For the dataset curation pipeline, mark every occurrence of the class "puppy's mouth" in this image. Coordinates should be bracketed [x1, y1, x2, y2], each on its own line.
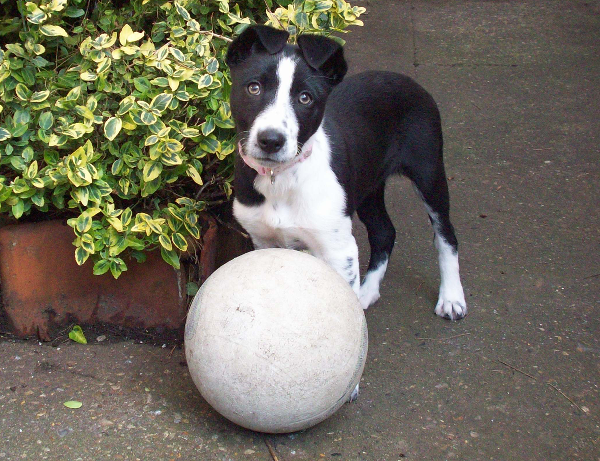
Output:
[238, 141, 313, 178]
[245, 155, 287, 167]
[239, 141, 298, 165]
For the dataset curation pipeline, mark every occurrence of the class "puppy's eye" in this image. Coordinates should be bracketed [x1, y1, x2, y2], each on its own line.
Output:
[247, 82, 261, 95]
[298, 92, 312, 105]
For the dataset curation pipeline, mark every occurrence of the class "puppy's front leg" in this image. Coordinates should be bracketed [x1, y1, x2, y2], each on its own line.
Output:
[318, 232, 361, 299]
[316, 227, 362, 403]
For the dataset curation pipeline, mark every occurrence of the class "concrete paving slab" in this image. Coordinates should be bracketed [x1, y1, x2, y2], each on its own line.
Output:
[1, 0, 599, 460]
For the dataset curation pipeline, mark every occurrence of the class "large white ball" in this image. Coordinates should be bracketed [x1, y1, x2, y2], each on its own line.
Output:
[185, 248, 368, 433]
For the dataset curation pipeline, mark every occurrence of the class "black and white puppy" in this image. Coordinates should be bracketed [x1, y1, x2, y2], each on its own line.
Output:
[226, 25, 467, 320]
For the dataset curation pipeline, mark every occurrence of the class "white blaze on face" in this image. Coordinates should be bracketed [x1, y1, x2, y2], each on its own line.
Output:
[248, 57, 299, 161]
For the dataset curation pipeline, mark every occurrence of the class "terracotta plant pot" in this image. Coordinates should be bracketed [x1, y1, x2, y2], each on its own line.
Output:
[0, 215, 219, 341]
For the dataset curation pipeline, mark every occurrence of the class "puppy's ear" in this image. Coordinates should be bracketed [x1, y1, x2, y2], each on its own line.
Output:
[226, 25, 289, 67]
[297, 34, 347, 84]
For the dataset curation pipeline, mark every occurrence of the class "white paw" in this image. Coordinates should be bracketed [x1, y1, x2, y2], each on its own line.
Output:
[435, 294, 467, 320]
[348, 383, 360, 402]
[359, 285, 380, 309]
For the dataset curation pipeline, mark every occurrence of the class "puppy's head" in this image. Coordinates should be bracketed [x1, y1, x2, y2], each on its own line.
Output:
[226, 25, 347, 167]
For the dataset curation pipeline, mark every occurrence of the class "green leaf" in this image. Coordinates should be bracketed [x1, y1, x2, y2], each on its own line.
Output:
[32, 178, 46, 188]
[140, 111, 157, 125]
[117, 97, 135, 116]
[121, 208, 132, 226]
[30, 90, 50, 103]
[6, 44, 25, 57]
[65, 86, 82, 101]
[80, 71, 97, 82]
[197, 136, 220, 153]
[172, 232, 188, 251]
[15, 84, 31, 101]
[11, 156, 26, 171]
[159, 234, 172, 251]
[143, 160, 163, 182]
[137, 100, 151, 111]
[181, 128, 200, 138]
[93, 259, 110, 275]
[175, 1, 191, 20]
[104, 117, 122, 141]
[111, 158, 123, 175]
[107, 216, 123, 232]
[197, 74, 213, 89]
[0, 127, 11, 141]
[201, 117, 215, 136]
[65, 7, 85, 18]
[109, 259, 125, 279]
[161, 247, 181, 269]
[156, 44, 169, 61]
[170, 48, 185, 62]
[76, 214, 92, 233]
[12, 200, 25, 219]
[63, 400, 83, 409]
[75, 246, 90, 265]
[11, 124, 29, 138]
[186, 281, 199, 296]
[95, 180, 112, 197]
[97, 57, 111, 74]
[68, 325, 87, 344]
[64, 123, 89, 139]
[171, 27, 186, 38]
[133, 77, 151, 93]
[174, 90, 190, 101]
[214, 117, 235, 129]
[32, 56, 50, 67]
[14, 110, 31, 125]
[184, 219, 201, 239]
[72, 187, 90, 206]
[38, 112, 54, 130]
[40, 25, 69, 37]
[218, 0, 229, 14]
[31, 192, 45, 207]
[150, 93, 173, 112]
[206, 58, 219, 74]
[186, 165, 203, 185]
[80, 233, 95, 253]
[164, 139, 183, 153]
[145, 135, 159, 146]
[12, 178, 30, 194]
[151, 77, 169, 87]
[313, 0, 334, 12]
[26, 161, 38, 179]
[161, 151, 183, 166]
[294, 12, 309, 28]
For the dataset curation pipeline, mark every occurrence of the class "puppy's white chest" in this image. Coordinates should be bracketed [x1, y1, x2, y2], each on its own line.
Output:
[233, 126, 349, 253]
[237, 192, 316, 250]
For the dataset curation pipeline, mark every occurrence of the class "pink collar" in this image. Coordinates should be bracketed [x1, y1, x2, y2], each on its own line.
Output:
[238, 141, 313, 183]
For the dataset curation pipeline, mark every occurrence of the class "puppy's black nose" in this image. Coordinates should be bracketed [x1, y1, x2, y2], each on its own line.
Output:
[257, 129, 285, 154]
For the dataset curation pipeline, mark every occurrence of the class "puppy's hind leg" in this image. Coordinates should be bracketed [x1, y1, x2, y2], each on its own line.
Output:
[357, 184, 396, 309]
[411, 167, 467, 320]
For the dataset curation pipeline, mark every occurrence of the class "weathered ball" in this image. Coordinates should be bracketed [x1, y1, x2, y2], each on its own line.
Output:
[185, 248, 368, 433]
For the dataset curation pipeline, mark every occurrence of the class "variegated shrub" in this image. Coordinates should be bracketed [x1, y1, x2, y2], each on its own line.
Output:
[0, 0, 365, 277]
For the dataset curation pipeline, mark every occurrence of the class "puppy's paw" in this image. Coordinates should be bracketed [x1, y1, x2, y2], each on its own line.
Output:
[359, 275, 383, 309]
[434, 296, 467, 320]
[359, 287, 380, 310]
[348, 383, 360, 402]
